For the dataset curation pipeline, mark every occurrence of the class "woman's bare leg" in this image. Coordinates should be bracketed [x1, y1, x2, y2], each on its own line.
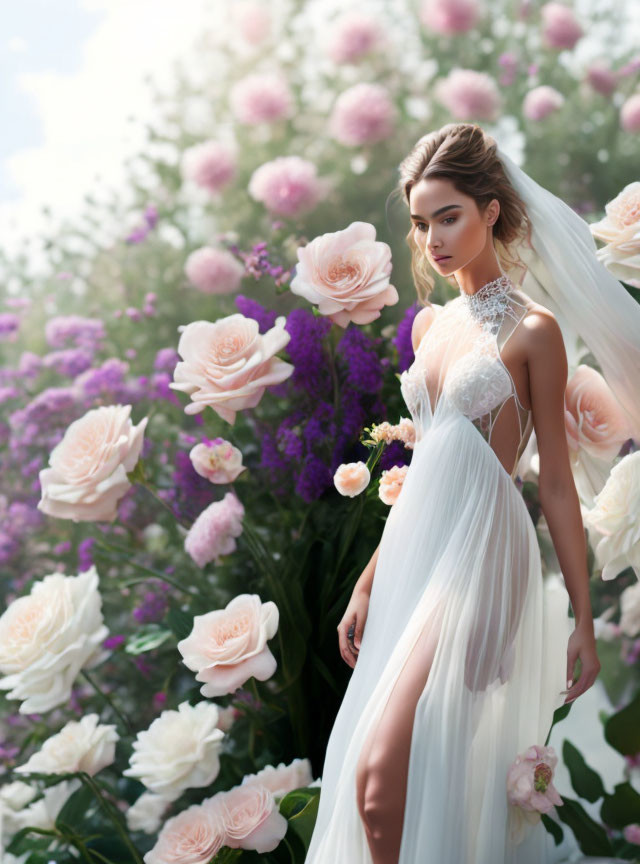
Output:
[355, 617, 441, 864]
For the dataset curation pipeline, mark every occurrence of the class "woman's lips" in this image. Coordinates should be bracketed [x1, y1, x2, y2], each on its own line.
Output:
[433, 255, 451, 263]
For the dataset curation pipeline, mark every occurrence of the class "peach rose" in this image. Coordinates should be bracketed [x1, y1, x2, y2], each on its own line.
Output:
[589, 181, 640, 285]
[289, 221, 398, 328]
[37, 404, 148, 522]
[395, 417, 416, 450]
[241, 757, 314, 800]
[565, 365, 633, 460]
[333, 461, 370, 497]
[583, 450, 640, 581]
[169, 313, 293, 424]
[144, 800, 227, 864]
[189, 439, 247, 483]
[177, 594, 279, 698]
[215, 783, 288, 853]
[378, 464, 409, 505]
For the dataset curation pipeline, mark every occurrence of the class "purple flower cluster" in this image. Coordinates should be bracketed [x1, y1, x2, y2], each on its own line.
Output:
[154, 346, 180, 374]
[230, 240, 292, 287]
[234, 294, 279, 333]
[125, 204, 159, 244]
[162, 448, 215, 522]
[0, 498, 44, 567]
[42, 348, 94, 378]
[133, 583, 171, 624]
[44, 315, 106, 351]
[0, 313, 20, 340]
[393, 303, 419, 373]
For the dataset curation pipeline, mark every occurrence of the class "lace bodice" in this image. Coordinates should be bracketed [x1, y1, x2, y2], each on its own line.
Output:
[400, 276, 534, 481]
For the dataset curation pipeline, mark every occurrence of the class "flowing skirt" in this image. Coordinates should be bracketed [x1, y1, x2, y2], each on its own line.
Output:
[304, 411, 574, 864]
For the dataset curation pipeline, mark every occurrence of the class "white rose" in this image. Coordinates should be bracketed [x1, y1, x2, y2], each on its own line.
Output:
[0, 781, 37, 836]
[4, 780, 80, 839]
[37, 403, 148, 522]
[0, 566, 109, 714]
[126, 791, 172, 834]
[240, 757, 314, 800]
[15, 714, 118, 777]
[583, 450, 640, 581]
[123, 701, 224, 802]
[619, 581, 640, 637]
[589, 181, 640, 284]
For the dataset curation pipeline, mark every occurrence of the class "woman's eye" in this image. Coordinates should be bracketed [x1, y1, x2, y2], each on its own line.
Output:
[415, 217, 455, 232]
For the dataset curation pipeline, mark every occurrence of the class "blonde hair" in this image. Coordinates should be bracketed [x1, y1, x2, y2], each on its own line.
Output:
[397, 122, 532, 306]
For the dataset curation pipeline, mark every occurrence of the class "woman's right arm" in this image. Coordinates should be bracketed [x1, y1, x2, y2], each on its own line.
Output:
[337, 543, 380, 667]
[352, 542, 380, 597]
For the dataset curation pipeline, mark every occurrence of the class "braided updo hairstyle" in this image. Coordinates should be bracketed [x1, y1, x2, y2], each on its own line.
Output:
[397, 123, 532, 306]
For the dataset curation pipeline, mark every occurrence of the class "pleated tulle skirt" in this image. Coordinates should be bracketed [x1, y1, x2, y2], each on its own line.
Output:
[305, 411, 574, 864]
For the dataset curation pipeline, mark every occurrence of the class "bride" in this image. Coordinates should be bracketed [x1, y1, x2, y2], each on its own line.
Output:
[304, 123, 640, 864]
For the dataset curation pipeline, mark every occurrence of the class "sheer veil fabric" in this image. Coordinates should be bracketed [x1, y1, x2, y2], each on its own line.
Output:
[304, 144, 640, 863]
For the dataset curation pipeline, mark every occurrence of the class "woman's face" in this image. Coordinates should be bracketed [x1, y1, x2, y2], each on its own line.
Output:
[408, 177, 498, 276]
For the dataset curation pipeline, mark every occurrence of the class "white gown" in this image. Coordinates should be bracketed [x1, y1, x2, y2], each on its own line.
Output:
[304, 277, 575, 864]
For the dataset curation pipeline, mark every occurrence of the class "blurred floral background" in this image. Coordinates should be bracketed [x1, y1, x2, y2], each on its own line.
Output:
[1, 0, 640, 862]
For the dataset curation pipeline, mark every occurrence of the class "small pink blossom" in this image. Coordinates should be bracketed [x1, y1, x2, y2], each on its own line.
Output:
[540, 2, 583, 50]
[248, 156, 327, 218]
[620, 94, 640, 133]
[233, 1, 271, 45]
[181, 140, 237, 195]
[328, 12, 384, 64]
[586, 61, 617, 96]
[184, 491, 245, 568]
[523, 85, 565, 120]
[624, 823, 640, 845]
[433, 68, 501, 121]
[230, 72, 293, 125]
[419, 0, 480, 35]
[177, 593, 279, 698]
[184, 247, 245, 295]
[189, 440, 247, 484]
[329, 83, 397, 147]
[507, 745, 563, 815]
[378, 464, 409, 506]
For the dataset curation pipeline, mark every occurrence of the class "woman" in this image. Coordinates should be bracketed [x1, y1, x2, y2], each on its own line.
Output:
[303, 123, 640, 864]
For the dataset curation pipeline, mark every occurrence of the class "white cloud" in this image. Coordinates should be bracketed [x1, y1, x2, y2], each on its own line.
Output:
[0, 0, 216, 268]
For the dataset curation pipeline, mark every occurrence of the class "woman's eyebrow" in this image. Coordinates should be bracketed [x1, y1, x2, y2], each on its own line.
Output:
[410, 204, 463, 220]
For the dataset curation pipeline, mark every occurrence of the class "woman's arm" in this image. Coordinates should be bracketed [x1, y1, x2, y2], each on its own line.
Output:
[525, 309, 601, 702]
[353, 543, 380, 597]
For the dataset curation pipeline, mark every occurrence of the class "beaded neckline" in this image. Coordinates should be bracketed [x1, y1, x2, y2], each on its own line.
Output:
[458, 275, 514, 320]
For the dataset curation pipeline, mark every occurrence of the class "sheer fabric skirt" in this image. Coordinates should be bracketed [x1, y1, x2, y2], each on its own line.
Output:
[304, 412, 573, 864]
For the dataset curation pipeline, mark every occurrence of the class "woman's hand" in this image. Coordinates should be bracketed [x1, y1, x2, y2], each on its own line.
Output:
[563, 622, 601, 704]
[337, 589, 370, 669]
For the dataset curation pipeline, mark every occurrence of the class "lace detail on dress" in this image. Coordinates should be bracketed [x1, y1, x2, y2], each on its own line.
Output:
[401, 275, 534, 480]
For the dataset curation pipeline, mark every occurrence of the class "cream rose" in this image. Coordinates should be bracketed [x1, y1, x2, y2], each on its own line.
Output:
[37, 404, 148, 522]
[240, 757, 314, 800]
[333, 461, 370, 497]
[123, 701, 225, 802]
[177, 594, 279, 698]
[565, 365, 633, 460]
[589, 182, 640, 285]
[126, 791, 172, 834]
[189, 439, 247, 483]
[169, 314, 293, 424]
[583, 450, 640, 581]
[378, 464, 409, 505]
[144, 799, 227, 864]
[215, 783, 288, 853]
[289, 221, 398, 328]
[0, 566, 109, 714]
[15, 714, 118, 776]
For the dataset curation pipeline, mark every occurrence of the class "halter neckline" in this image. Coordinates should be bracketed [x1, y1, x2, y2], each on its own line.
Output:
[458, 275, 514, 305]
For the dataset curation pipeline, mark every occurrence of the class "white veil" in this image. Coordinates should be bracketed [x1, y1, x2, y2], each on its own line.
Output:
[494, 142, 640, 441]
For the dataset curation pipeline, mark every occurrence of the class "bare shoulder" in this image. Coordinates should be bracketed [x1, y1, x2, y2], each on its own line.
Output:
[411, 302, 443, 352]
[518, 301, 565, 360]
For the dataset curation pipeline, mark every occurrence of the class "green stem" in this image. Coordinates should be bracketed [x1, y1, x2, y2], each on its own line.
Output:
[78, 773, 144, 864]
[80, 669, 133, 735]
[93, 541, 201, 598]
[136, 480, 192, 530]
[282, 835, 297, 864]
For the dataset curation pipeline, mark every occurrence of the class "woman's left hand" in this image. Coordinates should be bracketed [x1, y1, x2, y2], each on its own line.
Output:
[564, 622, 601, 704]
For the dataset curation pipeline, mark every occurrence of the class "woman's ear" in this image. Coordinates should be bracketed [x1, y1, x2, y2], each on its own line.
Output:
[486, 198, 500, 227]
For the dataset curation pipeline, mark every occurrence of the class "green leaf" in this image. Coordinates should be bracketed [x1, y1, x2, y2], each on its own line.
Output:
[541, 813, 564, 845]
[600, 782, 640, 829]
[554, 795, 614, 856]
[55, 783, 95, 832]
[166, 603, 195, 641]
[545, 701, 573, 746]
[125, 625, 173, 655]
[604, 688, 640, 756]
[280, 787, 320, 850]
[562, 739, 606, 802]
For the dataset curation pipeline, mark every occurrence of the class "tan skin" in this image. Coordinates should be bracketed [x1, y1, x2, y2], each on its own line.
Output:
[338, 177, 600, 706]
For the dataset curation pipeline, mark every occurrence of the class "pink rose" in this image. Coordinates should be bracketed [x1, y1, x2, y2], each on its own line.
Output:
[248, 156, 327, 218]
[328, 12, 384, 64]
[214, 783, 288, 853]
[189, 440, 247, 483]
[378, 464, 409, 505]
[433, 68, 501, 121]
[507, 744, 563, 815]
[290, 221, 398, 328]
[240, 757, 314, 800]
[184, 491, 245, 568]
[333, 462, 371, 497]
[540, 2, 583, 50]
[586, 61, 616, 96]
[565, 365, 633, 460]
[177, 594, 279, 698]
[184, 247, 245, 295]
[419, 0, 480, 35]
[523, 85, 565, 121]
[169, 313, 293, 423]
[144, 800, 227, 864]
[37, 404, 148, 522]
[180, 141, 237, 195]
[229, 72, 293, 125]
[329, 83, 397, 148]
